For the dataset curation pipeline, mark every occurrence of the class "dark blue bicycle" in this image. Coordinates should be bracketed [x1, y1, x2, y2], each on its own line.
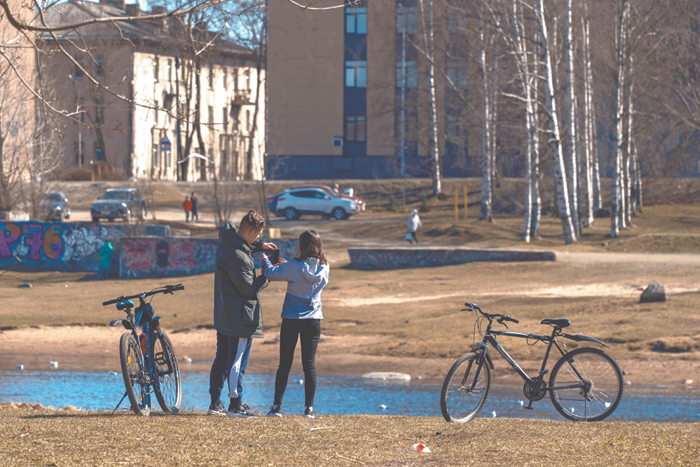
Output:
[441, 303, 623, 422]
[103, 284, 184, 416]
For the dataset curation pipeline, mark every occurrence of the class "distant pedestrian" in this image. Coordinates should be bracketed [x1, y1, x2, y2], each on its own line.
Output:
[343, 187, 354, 197]
[99, 238, 113, 279]
[191, 192, 199, 223]
[183, 196, 192, 223]
[407, 209, 422, 244]
[262, 230, 329, 419]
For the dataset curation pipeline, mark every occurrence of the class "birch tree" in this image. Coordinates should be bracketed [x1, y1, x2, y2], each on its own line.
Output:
[610, 0, 630, 238]
[565, 0, 580, 237]
[418, 0, 442, 196]
[536, 0, 576, 244]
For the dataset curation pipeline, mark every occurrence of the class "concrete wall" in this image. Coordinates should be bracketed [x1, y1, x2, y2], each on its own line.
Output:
[348, 247, 556, 270]
[119, 237, 299, 279]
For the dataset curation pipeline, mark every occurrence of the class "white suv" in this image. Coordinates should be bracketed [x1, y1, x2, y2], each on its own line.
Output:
[275, 187, 361, 220]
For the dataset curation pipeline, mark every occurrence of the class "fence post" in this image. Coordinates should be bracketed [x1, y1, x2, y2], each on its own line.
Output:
[454, 188, 459, 225]
[464, 185, 468, 220]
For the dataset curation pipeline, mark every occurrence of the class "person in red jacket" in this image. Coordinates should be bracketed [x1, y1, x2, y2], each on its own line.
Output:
[183, 196, 192, 222]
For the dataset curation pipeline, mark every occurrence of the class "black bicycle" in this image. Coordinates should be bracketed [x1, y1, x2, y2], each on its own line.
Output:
[440, 303, 623, 422]
[104, 284, 184, 416]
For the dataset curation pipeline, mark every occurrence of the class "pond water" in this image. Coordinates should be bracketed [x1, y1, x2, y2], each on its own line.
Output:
[1, 371, 699, 422]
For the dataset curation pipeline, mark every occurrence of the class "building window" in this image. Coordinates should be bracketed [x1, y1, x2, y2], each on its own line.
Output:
[244, 69, 250, 91]
[95, 56, 104, 76]
[447, 8, 468, 34]
[95, 96, 104, 123]
[167, 59, 172, 82]
[446, 60, 468, 89]
[396, 61, 418, 88]
[346, 7, 367, 34]
[208, 63, 214, 89]
[345, 61, 367, 88]
[153, 56, 159, 82]
[345, 115, 366, 142]
[223, 107, 229, 129]
[245, 109, 251, 132]
[152, 142, 159, 168]
[223, 68, 228, 89]
[234, 67, 239, 92]
[397, 6, 417, 34]
[74, 60, 83, 80]
[208, 106, 214, 129]
[95, 142, 105, 161]
[153, 100, 159, 124]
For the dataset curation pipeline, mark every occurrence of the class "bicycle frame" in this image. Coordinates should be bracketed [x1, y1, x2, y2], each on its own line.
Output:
[472, 327, 588, 394]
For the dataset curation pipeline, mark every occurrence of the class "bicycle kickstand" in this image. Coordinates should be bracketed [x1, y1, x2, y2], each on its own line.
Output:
[524, 400, 534, 411]
[111, 392, 129, 416]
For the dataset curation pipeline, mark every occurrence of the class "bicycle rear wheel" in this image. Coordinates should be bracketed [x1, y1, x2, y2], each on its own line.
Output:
[153, 330, 182, 413]
[119, 333, 151, 416]
[440, 352, 491, 423]
[549, 347, 623, 421]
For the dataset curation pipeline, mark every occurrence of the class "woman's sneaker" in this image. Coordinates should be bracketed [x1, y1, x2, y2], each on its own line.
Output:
[207, 400, 226, 415]
[267, 405, 283, 417]
[303, 406, 316, 419]
[227, 403, 257, 418]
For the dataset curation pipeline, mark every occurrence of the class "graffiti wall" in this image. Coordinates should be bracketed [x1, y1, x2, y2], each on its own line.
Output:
[0, 222, 117, 272]
[119, 238, 299, 278]
[348, 247, 556, 270]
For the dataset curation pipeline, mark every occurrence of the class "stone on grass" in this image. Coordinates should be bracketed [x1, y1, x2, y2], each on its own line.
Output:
[18, 283, 32, 288]
[640, 282, 667, 303]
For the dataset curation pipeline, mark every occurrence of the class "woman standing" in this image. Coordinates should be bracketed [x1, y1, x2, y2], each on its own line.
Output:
[261, 230, 329, 418]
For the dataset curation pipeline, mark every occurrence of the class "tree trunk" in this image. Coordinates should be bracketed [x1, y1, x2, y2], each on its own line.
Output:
[477, 4, 492, 222]
[419, 0, 442, 196]
[611, 0, 629, 238]
[581, 12, 594, 227]
[566, 0, 581, 238]
[536, 0, 577, 244]
[625, 54, 635, 224]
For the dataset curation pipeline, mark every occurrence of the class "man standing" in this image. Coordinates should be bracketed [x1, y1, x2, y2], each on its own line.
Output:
[183, 196, 192, 223]
[208, 210, 277, 417]
[190, 192, 199, 223]
[407, 209, 422, 244]
[98, 238, 113, 279]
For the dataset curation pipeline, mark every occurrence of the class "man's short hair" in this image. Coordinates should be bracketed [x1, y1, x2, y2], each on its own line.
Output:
[239, 210, 265, 232]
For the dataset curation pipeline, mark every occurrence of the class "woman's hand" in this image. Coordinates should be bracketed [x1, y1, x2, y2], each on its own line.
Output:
[261, 242, 278, 250]
[275, 258, 288, 266]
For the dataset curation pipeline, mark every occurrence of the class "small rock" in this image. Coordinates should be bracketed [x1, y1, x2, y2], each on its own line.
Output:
[173, 314, 178, 318]
[624, 381, 632, 386]
[181, 356, 193, 364]
[50, 361, 58, 368]
[18, 283, 32, 288]
[405, 319, 411, 324]
[601, 242, 608, 247]
[684, 379, 694, 385]
[640, 282, 667, 303]
[16, 364, 24, 370]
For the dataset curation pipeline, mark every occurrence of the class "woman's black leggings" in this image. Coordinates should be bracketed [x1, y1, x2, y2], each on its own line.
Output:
[274, 318, 321, 407]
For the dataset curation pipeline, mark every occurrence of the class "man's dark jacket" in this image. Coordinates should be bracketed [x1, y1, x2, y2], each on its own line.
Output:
[213, 222, 268, 339]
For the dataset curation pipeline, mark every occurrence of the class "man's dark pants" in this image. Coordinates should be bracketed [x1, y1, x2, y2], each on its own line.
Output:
[209, 331, 252, 404]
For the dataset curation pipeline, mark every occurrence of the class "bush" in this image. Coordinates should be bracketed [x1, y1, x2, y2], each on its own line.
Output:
[387, 196, 401, 212]
[419, 192, 431, 212]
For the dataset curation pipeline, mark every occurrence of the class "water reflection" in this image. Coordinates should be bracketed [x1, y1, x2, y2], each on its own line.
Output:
[1, 371, 698, 422]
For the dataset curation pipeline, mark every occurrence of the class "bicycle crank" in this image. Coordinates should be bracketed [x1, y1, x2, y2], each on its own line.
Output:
[523, 380, 548, 402]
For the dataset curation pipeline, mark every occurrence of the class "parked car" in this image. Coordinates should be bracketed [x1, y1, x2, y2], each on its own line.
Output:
[271, 186, 363, 220]
[41, 192, 71, 221]
[91, 188, 146, 223]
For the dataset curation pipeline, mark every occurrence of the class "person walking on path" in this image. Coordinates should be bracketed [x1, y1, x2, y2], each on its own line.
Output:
[190, 192, 199, 223]
[208, 210, 278, 418]
[183, 196, 192, 223]
[261, 230, 329, 419]
[407, 209, 422, 244]
[98, 238, 113, 279]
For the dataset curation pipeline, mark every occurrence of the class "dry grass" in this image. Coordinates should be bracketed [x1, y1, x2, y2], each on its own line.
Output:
[1, 406, 698, 466]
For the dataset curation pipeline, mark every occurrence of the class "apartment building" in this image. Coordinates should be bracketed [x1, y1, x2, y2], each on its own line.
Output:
[40, 0, 265, 181]
[267, 0, 474, 180]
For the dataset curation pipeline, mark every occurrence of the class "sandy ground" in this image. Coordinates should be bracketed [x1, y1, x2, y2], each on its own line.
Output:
[2, 325, 698, 394]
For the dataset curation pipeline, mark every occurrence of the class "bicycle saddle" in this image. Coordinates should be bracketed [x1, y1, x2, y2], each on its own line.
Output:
[541, 318, 571, 328]
[116, 300, 135, 311]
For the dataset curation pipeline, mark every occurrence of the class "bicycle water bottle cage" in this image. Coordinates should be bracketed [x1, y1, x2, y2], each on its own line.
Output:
[541, 319, 571, 329]
[116, 300, 135, 311]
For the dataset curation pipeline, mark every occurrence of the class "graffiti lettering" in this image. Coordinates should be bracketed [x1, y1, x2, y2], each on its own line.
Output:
[0, 222, 66, 262]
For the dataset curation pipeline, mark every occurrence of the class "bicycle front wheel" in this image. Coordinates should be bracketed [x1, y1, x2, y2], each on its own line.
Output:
[119, 333, 151, 416]
[440, 352, 491, 423]
[549, 347, 623, 421]
[153, 331, 182, 413]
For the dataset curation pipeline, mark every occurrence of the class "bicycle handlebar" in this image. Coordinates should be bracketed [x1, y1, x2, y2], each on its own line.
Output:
[102, 284, 185, 306]
[462, 302, 519, 324]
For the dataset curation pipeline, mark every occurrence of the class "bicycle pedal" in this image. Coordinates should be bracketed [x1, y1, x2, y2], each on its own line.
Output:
[523, 405, 534, 410]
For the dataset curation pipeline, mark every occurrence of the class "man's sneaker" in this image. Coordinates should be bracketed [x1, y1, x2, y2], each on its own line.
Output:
[267, 404, 283, 417]
[207, 400, 226, 415]
[303, 406, 316, 419]
[227, 403, 257, 418]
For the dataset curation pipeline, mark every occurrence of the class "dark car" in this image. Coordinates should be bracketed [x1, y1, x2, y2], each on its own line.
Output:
[41, 192, 71, 221]
[91, 188, 146, 223]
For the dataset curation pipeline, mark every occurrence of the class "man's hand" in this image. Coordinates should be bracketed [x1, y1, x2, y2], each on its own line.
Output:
[261, 242, 278, 250]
